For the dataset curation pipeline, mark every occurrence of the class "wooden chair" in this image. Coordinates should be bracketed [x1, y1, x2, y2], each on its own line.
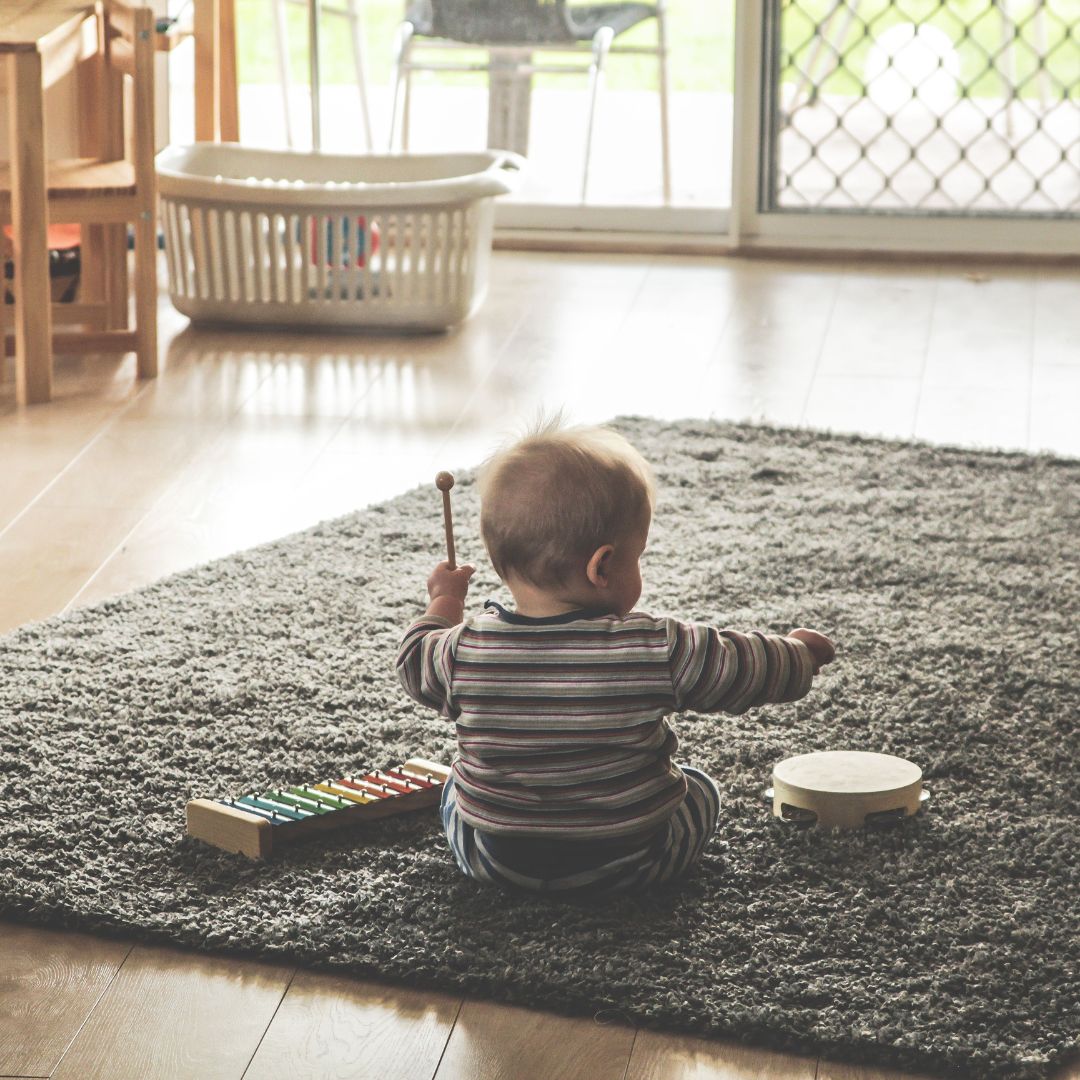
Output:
[0, 0, 158, 400]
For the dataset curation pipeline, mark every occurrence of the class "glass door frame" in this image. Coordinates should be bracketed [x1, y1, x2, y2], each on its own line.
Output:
[494, 202, 730, 244]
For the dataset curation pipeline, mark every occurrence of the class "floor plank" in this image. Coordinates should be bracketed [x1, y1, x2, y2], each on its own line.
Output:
[0, 399, 127, 534]
[431, 999, 636, 1080]
[816, 1064, 938, 1080]
[814, 267, 937, 381]
[913, 382, 1031, 452]
[702, 261, 846, 428]
[0, 502, 151, 633]
[1055, 1057, 1080, 1080]
[50, 945, 293, 1080]
[625, 1029, 818, 1080]
[1029, 363, 1080, 457]
[242, 971, 461, 1080]
[1032, 268, 1080, 368]
[921, 271, 1036, 394]
[0, 923, 130, 1077]
[802, 373, 921, 442]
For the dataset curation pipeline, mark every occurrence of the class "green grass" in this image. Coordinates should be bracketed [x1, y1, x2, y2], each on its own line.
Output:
[783, 0, 1080, 101]
[235, 0, 733, 92]
[234, 0, 1080, 100]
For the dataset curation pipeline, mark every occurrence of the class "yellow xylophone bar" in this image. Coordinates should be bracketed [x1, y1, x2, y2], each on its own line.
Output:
[185, 758, 452, 858]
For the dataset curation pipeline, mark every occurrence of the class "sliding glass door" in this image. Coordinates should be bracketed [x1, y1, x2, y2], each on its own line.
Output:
[733, 0, 1080, 252]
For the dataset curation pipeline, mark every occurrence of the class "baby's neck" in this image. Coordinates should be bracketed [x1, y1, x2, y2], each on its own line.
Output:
[508, 579, 604, 619]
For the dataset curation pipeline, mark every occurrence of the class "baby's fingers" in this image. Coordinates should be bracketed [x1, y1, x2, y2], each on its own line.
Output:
[789, 628, 835, 669]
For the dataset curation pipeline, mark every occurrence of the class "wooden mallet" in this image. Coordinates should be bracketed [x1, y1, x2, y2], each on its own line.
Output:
[435, 471, 456, 569]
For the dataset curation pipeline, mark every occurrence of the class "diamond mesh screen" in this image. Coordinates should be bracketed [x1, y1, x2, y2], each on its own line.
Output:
[766, 0, 1080, 213]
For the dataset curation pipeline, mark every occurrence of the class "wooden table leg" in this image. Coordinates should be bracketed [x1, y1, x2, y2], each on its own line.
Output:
[194, 0, 219, 140]
[7, 51, 53, 405]
[194, 0, 238, 142]
[218, 0, 239, 141]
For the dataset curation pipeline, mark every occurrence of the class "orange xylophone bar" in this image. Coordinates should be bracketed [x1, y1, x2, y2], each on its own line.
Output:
[185, 757, 452, 858]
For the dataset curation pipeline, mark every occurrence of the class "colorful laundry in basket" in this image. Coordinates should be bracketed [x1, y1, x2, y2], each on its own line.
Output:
[310, 217, 381, 268]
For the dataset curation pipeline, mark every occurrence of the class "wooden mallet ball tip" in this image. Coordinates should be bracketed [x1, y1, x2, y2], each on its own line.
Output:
[435, 472, 457, 568]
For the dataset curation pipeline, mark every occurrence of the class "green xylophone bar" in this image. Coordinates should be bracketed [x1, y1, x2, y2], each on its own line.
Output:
[185, 758, 452, 858]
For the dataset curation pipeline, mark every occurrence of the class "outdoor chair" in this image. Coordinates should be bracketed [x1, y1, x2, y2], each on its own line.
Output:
[388, 0, 672, 203]
[272, 0, 374, 150]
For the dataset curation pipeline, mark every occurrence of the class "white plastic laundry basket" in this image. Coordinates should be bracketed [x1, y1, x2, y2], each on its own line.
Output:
[156, 145, 524, 330]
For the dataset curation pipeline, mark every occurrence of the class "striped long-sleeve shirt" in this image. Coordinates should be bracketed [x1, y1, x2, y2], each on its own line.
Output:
[396, 601, 816, 840]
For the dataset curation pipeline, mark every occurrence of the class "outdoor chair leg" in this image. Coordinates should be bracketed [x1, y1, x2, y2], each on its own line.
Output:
[345, 0, 374, 151]
[582, 25, 614, 203]
[273, 0, 294, 148]
[657, 4, 672, 204]
[389, 21, 414, 151]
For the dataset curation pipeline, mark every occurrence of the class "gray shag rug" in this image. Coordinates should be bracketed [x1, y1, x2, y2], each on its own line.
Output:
[1, 418, 1077, 1080]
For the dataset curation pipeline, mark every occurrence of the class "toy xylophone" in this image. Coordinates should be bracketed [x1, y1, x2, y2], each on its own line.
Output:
[186, 757, 452, 858]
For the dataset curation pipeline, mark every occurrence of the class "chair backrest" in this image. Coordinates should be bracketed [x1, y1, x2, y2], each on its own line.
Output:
[423, 0, 577, 45]
[94, 1, 155, 202]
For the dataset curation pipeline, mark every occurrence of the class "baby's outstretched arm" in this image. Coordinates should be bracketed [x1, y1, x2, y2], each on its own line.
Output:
[666, 619, 834, 715]
[395, 560, 474, 715]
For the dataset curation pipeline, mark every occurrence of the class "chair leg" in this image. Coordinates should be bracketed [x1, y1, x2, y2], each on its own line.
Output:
[273, 0, 294, 148]
[133, 212, 158, 379]
[657, 5, 673, 204]
[0, 260, 6, 369]
[582, 26, 614, 204]
[344, 0, 374, 151]
[388, 21, 414, 151]
[402, 58, 414, 151]
[105, 224, 129, 330]
[81, 224, 106, 304]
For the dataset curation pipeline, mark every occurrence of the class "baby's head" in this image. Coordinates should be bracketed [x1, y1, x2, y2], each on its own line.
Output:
[478, 419, 655, 616]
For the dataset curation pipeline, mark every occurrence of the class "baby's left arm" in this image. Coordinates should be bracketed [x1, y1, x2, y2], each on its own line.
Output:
[666, 619, 832, 716]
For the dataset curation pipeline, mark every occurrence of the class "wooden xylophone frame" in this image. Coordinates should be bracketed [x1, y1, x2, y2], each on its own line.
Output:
[186, 757, 452, 858]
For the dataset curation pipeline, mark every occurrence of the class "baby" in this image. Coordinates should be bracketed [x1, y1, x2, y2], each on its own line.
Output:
[396, 420, 834, 897]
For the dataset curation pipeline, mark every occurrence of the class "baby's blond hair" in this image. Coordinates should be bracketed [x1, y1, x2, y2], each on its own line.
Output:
[478, 418, 655, 589]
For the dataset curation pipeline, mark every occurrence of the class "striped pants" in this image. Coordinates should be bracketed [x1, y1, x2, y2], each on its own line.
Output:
[440, 766, 722, 898]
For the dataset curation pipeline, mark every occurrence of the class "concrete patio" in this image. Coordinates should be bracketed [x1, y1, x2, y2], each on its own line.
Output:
[168, 83, 1079, 219]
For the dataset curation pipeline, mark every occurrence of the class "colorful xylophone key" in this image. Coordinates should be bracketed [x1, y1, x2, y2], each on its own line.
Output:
[185, 757, 451, 858]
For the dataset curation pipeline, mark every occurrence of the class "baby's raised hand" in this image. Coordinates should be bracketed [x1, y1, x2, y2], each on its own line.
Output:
[428, 560, 475, 603]
[788, 628, 835, 674]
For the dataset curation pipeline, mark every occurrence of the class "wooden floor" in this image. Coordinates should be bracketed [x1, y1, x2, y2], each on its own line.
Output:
[1, 252, 1077, 1080]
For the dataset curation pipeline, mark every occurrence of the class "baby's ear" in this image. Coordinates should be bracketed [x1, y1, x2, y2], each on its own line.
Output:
[586, 544, 615, 587]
